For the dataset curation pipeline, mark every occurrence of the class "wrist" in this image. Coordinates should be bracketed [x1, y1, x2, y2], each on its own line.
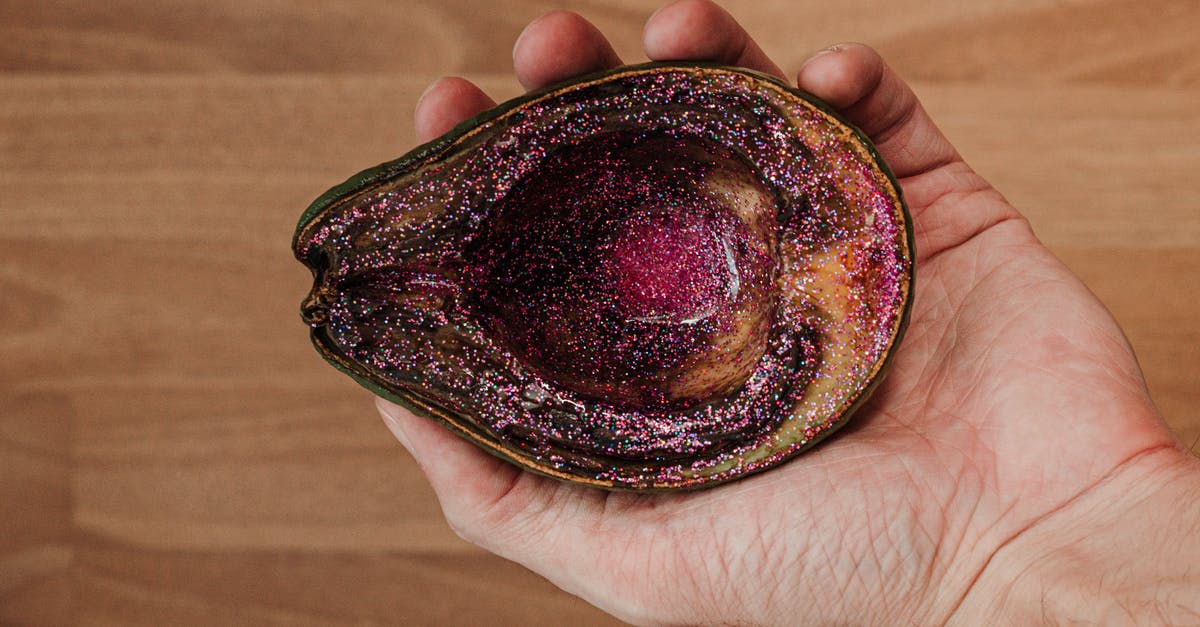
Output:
[953, 446, 1200, 624]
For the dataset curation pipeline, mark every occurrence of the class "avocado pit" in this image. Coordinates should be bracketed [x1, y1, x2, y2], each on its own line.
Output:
[470, 132, 777, 411]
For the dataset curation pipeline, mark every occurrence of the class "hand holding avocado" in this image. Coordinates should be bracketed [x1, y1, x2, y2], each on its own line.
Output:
[377, 1, 1200, 623]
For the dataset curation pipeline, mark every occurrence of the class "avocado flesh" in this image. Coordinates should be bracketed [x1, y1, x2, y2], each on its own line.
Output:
[294, 63, 914, 491]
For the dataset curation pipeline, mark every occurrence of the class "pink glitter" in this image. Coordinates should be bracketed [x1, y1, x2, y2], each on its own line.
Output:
[606, 211, 729, 323]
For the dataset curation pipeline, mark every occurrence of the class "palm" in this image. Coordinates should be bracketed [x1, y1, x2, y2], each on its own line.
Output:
[379, 3, 1176, 624]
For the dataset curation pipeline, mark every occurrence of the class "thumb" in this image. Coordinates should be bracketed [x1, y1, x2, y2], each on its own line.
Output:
[376, 397, 526, 529]
[376, 398, 597, 550]
[376, 398, 645, 614]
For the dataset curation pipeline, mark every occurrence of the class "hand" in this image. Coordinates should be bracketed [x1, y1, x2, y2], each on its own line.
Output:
[378, 1, 1200, 623]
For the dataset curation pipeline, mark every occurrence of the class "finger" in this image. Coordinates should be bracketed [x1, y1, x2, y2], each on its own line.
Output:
[513, 11, 623, 92]
[797, 43, 959, 179]
[413, 76, 497, 144]
[376, 399, 617, 589]
[643, 0, 784, 78]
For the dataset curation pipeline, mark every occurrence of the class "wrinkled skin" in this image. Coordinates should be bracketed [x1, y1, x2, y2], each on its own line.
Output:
[377, 1, 1194, 623]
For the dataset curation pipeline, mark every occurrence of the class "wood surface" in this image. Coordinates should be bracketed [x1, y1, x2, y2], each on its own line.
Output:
[1, 0, 1197, 624]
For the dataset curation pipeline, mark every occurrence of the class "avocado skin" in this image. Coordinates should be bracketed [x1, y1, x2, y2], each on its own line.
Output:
[294, 62, 914, 491]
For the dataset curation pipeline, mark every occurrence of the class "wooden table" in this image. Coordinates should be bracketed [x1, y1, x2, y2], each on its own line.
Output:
[2, 1, 1197, 624]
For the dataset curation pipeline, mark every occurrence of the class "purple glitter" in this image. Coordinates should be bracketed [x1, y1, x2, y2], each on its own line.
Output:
[296, 66, 912, 490]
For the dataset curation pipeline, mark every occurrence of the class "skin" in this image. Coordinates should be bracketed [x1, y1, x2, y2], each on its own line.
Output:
[379, 1, 1200, 623]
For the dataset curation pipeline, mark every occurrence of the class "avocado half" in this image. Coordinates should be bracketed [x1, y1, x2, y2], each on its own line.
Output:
[294, 63, 914, 491]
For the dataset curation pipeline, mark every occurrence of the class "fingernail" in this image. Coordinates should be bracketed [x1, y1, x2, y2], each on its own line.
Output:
[376, 398, 415, 453]
[513, 15, 543, 59]
[802, 44, 842, 66]
[417, 76, 450, 107]
[512, 30, 525, 60]
[646, 2, 670, 25]
[799, 49, 833, 75]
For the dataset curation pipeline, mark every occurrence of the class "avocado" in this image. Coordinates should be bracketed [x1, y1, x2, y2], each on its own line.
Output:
[294, 62, 913, 491]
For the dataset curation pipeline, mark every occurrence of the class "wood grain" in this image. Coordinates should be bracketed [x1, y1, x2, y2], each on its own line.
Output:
[1, 1, 1197, 624]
